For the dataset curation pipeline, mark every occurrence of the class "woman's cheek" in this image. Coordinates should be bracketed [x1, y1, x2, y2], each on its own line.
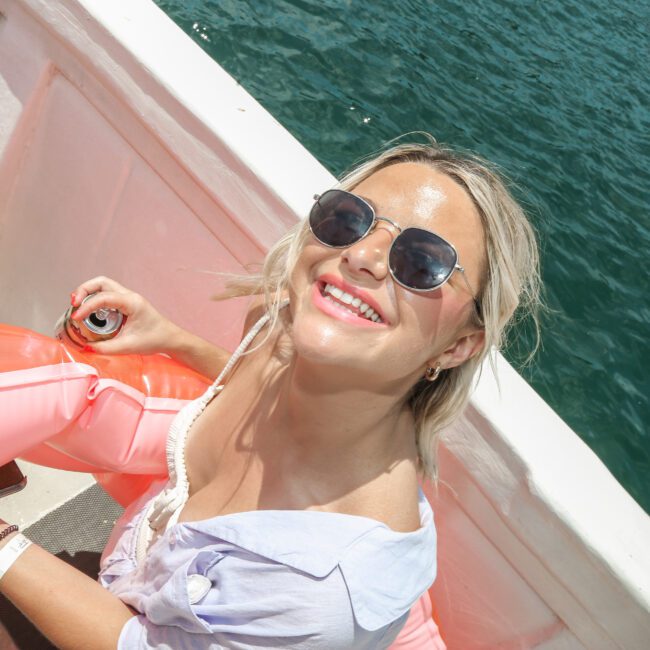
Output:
[401, 289, 467, 352]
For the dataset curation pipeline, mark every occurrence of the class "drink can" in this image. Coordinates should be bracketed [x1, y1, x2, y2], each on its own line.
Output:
[56, 292, 125, 347]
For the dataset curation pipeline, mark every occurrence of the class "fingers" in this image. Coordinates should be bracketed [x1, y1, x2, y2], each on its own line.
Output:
[71, 276, 127, 308]
[67, 278, 166, 356]
[82, 337, 124, 355]
[70, 290, 136, 322]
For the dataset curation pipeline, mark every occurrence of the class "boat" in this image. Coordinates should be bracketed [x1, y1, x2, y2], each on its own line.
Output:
[0, 0, 648, 647]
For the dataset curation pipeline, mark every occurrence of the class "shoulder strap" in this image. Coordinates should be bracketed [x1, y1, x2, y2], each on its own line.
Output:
[140, 300, 289, 555]
[203, 298, 289, 400]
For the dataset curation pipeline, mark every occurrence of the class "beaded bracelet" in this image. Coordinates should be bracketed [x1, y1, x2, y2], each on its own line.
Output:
[0, 525, 18, 543]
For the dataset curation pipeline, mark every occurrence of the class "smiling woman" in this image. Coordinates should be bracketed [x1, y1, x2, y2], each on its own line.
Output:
[0, 138, 541, 649]
[223, 138, 541, 478]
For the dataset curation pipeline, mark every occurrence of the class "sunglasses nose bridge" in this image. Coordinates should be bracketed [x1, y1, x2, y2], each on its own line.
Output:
[362, 217, 400, 254]
[373, 215, 402, 235]
[363, 219, 398, 252]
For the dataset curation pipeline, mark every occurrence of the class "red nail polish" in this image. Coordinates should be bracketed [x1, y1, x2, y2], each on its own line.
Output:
[82, 345, 94, 353]
[70, 292, 76, 306]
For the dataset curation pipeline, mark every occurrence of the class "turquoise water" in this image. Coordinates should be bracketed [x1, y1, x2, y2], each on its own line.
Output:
[154, 0, 649, 512]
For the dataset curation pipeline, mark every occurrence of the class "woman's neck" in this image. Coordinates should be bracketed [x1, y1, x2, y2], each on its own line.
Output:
[231, 323, 419, 492]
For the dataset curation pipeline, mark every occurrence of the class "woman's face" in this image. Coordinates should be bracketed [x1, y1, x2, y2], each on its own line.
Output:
[288, 161, 486, 388]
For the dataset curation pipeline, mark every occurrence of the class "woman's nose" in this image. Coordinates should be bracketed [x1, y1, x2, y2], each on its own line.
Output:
[341, 224, 396, 281]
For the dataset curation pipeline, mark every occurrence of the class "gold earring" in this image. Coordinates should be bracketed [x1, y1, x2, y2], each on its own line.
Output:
[424, 362, 442, 382]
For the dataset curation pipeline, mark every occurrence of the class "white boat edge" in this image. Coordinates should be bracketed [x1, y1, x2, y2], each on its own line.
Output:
[0, 0, 648, 647]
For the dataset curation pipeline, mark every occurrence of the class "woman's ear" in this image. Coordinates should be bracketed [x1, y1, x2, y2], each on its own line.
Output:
[428, 329, 485, 371]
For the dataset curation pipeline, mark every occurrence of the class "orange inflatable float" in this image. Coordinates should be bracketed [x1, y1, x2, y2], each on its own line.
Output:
[0, 323, 210, 505]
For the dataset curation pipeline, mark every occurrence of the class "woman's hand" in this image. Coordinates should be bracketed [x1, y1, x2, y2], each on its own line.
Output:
[69, 276, 182, 356]
[70, 276, 231, 377]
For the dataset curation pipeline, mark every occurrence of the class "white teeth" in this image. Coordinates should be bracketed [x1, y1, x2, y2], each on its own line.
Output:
[330, 286, 344, 300]
[324, 295, 356, 315]
[321, 283, 383, 323]
[340, 292, 354, 304]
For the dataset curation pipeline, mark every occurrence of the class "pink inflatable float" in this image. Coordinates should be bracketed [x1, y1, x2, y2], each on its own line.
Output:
[0, 323, 445, 648]
[0, 323, 210, 505]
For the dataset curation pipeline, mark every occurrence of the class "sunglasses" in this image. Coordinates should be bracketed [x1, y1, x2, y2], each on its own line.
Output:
[309, 189, 482, 319]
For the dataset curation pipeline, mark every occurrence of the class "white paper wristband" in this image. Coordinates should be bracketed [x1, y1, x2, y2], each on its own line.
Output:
[0, 533, 32, 582]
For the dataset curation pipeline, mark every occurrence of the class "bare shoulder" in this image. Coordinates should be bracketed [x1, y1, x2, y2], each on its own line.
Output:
[375, 476, 422, 533]
[241, 293, 293, 364]
[242, 294, 267, 336]
[335, 468, 422, 533]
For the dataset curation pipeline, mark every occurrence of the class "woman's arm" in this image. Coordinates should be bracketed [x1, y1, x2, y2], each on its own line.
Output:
[170, 294, 268, 378]
[164, 327, 232, 379]
[71, 276, 232, 378]
[0, 522, 134, 650]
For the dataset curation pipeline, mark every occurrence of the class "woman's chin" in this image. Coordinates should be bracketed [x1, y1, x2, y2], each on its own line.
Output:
[289, 312, 361, 366]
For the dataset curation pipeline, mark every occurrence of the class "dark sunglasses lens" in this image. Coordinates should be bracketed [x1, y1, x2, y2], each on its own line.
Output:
[389, 228, 457, 290]
[309, 191, 374, 247]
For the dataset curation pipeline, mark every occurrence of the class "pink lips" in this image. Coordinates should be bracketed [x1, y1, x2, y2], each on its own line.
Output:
[311, 275, 389, 327]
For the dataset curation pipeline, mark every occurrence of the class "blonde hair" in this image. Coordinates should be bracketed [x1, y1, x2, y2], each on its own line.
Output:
[220, 136, 542, 479]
